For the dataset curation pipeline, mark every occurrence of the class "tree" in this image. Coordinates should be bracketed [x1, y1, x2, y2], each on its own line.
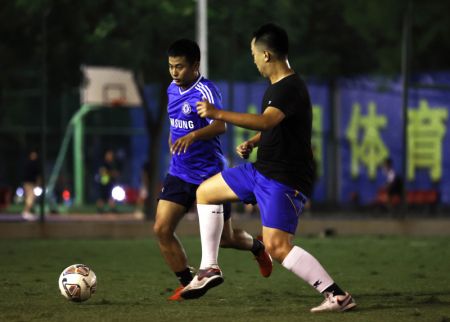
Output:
[1, 0, 450, 214]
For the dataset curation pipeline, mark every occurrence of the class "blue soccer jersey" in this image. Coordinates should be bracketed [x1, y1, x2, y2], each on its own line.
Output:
[167, 75, 227, 184]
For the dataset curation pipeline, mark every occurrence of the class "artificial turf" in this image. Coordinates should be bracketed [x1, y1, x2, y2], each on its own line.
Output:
[0, 236, 449, 322]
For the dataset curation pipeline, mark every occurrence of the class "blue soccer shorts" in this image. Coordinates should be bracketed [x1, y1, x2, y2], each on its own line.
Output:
[221, 163, 307, 234]
[159, 174, 231, 220]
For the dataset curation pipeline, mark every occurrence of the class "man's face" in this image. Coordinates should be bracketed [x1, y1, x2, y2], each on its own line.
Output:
[168, 56, 199, 89]
[251, 38, 266, 77]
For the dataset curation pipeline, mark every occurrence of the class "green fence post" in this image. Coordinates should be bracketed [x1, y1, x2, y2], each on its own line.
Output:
[47, 104, 100, 208]
[73, 107, 85, 206]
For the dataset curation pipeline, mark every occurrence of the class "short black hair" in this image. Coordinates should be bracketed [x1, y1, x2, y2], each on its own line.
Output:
[252, 23, 289, 59]
[167, 39, 201, 65]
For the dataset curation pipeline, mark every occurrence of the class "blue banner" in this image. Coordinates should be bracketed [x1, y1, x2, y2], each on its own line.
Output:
[338, 77, 450, 205]
[132, 74, 450, 206]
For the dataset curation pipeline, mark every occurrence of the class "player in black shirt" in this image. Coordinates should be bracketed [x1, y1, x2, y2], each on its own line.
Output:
[181, 23, 356, 313]
[255, 72, 315, 197]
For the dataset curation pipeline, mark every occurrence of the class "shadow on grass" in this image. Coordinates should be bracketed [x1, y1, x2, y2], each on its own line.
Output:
[351, 291, 450, 312]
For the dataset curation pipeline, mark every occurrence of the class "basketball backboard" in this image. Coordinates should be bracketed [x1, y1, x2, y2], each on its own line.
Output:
[81, 66, 142, 107]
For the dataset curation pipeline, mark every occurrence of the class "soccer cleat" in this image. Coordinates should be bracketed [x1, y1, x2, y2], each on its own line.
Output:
[180, 267, 224, 300]
[254, 235, 273, 277]
[167, 285, 184, 301]
[255, 248, 273, 277]
[310, 292, 357, 313]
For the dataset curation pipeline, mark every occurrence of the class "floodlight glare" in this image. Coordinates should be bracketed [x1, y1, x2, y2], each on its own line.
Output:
[33, 186, 43, 197]
[16, 187, 24, 198]
[111, 185, 126, 202]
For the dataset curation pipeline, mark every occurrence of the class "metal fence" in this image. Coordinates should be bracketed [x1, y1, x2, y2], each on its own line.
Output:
[1, 72, 450, 216]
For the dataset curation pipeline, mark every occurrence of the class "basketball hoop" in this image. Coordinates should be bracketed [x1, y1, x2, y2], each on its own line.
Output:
[109, 97, 127, 107]
[81, 66, 142, 107]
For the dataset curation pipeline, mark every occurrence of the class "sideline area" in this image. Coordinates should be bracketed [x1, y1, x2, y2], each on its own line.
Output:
[1, 212, 450, 239]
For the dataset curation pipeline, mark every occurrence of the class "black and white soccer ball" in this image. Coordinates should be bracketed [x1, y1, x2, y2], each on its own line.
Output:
[58, 264, 97, 302]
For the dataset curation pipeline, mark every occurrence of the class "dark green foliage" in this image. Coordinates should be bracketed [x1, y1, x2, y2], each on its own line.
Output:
[1, 0, 450, 88]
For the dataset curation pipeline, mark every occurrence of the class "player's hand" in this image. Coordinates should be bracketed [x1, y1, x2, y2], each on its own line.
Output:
[196, 98, 218, 119]
[171, 133, 196, 155]
[236, 141, 254, 159]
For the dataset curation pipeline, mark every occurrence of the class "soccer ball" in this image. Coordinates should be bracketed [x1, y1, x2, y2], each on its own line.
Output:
[58, 264, 97, 302]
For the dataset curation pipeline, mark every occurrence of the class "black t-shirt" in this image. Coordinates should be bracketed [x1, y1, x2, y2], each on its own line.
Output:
[254, 73, 314, 197]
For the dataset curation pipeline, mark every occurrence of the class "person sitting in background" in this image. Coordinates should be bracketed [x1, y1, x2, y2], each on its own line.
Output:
[96, 149, 119, 213]
[134, 160, 150, 219]
[380, 157, 403, 208]
[22, 149, 41, 220]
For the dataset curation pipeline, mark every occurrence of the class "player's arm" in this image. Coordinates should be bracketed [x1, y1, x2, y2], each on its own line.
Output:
[236, 133, 261, 159]
[247, 132, 261, 146]
[170, 120, 226, 155]
[196, 99, 285, 131]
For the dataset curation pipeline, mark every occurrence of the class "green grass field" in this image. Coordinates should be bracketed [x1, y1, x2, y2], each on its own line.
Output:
[1, 236, 449, 322]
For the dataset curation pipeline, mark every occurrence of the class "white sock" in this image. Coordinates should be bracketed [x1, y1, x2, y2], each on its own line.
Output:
[282, 246, 334, 293]
[197, 204, 224, 269]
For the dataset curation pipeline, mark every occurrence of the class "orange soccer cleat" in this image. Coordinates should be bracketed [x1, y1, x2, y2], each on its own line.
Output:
[255, 235, 273, 278]
[167, 285, 184, 301]
[255, 247, 273, 278]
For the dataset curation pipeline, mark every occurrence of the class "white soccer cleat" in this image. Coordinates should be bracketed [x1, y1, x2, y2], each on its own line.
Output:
[310, 292, 356, 313]
[180, 266, 223, 299]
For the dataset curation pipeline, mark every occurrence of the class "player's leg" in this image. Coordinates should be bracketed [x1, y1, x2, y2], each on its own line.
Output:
[106, 184, 117, 212]
[153, 174, 198, 300]
[180, 172, 241, 299]
[153, 199, 188, 273]
[221, 215, 272, 278]
[255, 172, 356, 312]
[96, 185, 108, 213]
[196, 173, 239, 269]
[262, 227, 355, 312]
[220, 218, 252, 250]
[23, 183, 33, 212]
[107, 198, 117, 213]
[182, 164, 262, 299]
[22, 182, 36, 220]
[262, 226, 338, 291]
[153, 199, 191, 300]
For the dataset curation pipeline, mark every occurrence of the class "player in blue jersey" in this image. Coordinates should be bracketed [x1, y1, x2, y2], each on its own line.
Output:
[180, 25, 356, 313]
[153, 39, 272, 301]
